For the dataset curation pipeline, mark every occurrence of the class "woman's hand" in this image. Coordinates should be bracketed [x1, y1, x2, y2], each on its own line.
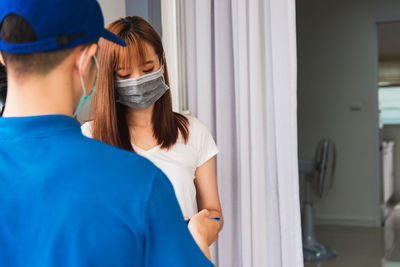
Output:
[188, 209, 220, 246]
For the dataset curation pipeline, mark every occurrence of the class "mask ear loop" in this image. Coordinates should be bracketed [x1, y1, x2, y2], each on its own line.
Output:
[78, 46, 89, 96]
[79, 46, 99, 96]
[160, 56, 166, 84]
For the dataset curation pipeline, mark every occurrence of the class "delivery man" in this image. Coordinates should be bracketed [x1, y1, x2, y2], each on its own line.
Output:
[0, 0, 213, 266]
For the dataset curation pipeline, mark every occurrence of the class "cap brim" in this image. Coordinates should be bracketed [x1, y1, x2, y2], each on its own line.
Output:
[101, 29, 126, 47]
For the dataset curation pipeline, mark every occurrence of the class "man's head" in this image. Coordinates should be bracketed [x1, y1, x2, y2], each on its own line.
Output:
[0, 14, 73, 76]
[0, 0, 126, 116]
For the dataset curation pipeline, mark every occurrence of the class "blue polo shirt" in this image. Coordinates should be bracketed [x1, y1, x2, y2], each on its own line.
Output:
[0, 115, 213, 267]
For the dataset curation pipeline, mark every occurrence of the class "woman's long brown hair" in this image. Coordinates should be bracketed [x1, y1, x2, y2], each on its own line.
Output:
[91, 16, 189, 151]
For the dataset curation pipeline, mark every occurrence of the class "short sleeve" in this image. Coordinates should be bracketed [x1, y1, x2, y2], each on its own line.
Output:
[189, 117, 219, 167]
[144, 170, 214, 267]
[80, 121, 93, 138]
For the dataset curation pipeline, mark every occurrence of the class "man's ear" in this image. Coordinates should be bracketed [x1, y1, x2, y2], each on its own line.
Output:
[74, 43, 98, 76]
[0, 52, 6, 66]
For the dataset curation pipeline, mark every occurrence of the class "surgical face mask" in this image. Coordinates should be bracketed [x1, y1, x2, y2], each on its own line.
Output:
[114, 64, 169, 110]
[73, 46, 99, 117]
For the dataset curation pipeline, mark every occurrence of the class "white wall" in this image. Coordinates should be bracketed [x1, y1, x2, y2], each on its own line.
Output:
[98, 0, 126, 25]
[77, 0, 126, 122]
[297, 0, 400, 226]
[126, 0, 162, 35]
[161, 0, 181, 112]
[383, 126, 400, 201]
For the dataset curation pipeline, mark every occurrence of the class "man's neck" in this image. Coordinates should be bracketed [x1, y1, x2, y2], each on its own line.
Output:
[2, 70, 76, 118]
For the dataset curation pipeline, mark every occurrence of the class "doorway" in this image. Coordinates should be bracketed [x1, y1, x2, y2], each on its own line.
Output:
[377, 21, 400, 223]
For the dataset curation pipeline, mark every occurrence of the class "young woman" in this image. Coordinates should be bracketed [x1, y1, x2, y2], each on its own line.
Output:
[81, 16, 223, 249]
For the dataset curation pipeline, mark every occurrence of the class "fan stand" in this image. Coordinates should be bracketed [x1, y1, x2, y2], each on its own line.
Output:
[303, 172, 337, 261]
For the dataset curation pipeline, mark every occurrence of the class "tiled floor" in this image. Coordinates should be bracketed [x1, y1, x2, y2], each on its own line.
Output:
[304, 211, 400, 267]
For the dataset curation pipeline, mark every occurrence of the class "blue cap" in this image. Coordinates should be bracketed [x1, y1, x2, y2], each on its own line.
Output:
[0, 0, 126, 54]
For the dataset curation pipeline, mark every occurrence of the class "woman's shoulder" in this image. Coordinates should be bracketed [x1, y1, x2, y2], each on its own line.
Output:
[81, 120, 94, 138]
[183, 115, 218, 166]
[183, 115, 215, 143]
[185, 115, 210, 134]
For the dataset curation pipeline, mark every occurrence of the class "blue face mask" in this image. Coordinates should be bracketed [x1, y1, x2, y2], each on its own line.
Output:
[73, 46, 99, 117]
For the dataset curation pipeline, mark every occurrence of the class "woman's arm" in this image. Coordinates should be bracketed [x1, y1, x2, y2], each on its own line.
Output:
[194, 157, 224, 245]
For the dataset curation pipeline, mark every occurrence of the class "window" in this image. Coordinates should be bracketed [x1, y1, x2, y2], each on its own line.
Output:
[379, 87, 400, 124]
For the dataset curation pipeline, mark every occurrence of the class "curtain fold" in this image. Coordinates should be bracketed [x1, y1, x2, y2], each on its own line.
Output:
[180, 0, 303, 266]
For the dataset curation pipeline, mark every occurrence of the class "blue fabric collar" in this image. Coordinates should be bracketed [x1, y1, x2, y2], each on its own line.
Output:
[0, 115, 81, 138]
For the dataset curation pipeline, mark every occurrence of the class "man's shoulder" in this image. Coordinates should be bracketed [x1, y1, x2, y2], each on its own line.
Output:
[78, 121, 156, 174]
[86, 137, 157, 171]
[69, 135, 162, 188]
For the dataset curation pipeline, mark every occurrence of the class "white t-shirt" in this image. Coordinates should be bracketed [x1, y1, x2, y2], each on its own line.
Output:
[81, 116, 218, 218]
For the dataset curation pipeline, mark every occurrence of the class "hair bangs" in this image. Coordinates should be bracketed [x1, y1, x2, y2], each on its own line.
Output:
[114, 32, 149, 71]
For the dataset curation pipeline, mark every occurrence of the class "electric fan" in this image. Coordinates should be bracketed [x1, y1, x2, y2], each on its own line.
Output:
[299, 139, 337, 261]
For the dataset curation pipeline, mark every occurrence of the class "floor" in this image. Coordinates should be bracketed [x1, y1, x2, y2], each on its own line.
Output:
[304, 211, 400, 267]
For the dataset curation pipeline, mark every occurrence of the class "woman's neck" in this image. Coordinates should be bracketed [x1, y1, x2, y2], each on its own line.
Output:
[126, 105, 154, 129]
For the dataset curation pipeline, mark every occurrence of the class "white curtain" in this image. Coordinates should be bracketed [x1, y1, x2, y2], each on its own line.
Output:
[179, 0, 303, 266]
